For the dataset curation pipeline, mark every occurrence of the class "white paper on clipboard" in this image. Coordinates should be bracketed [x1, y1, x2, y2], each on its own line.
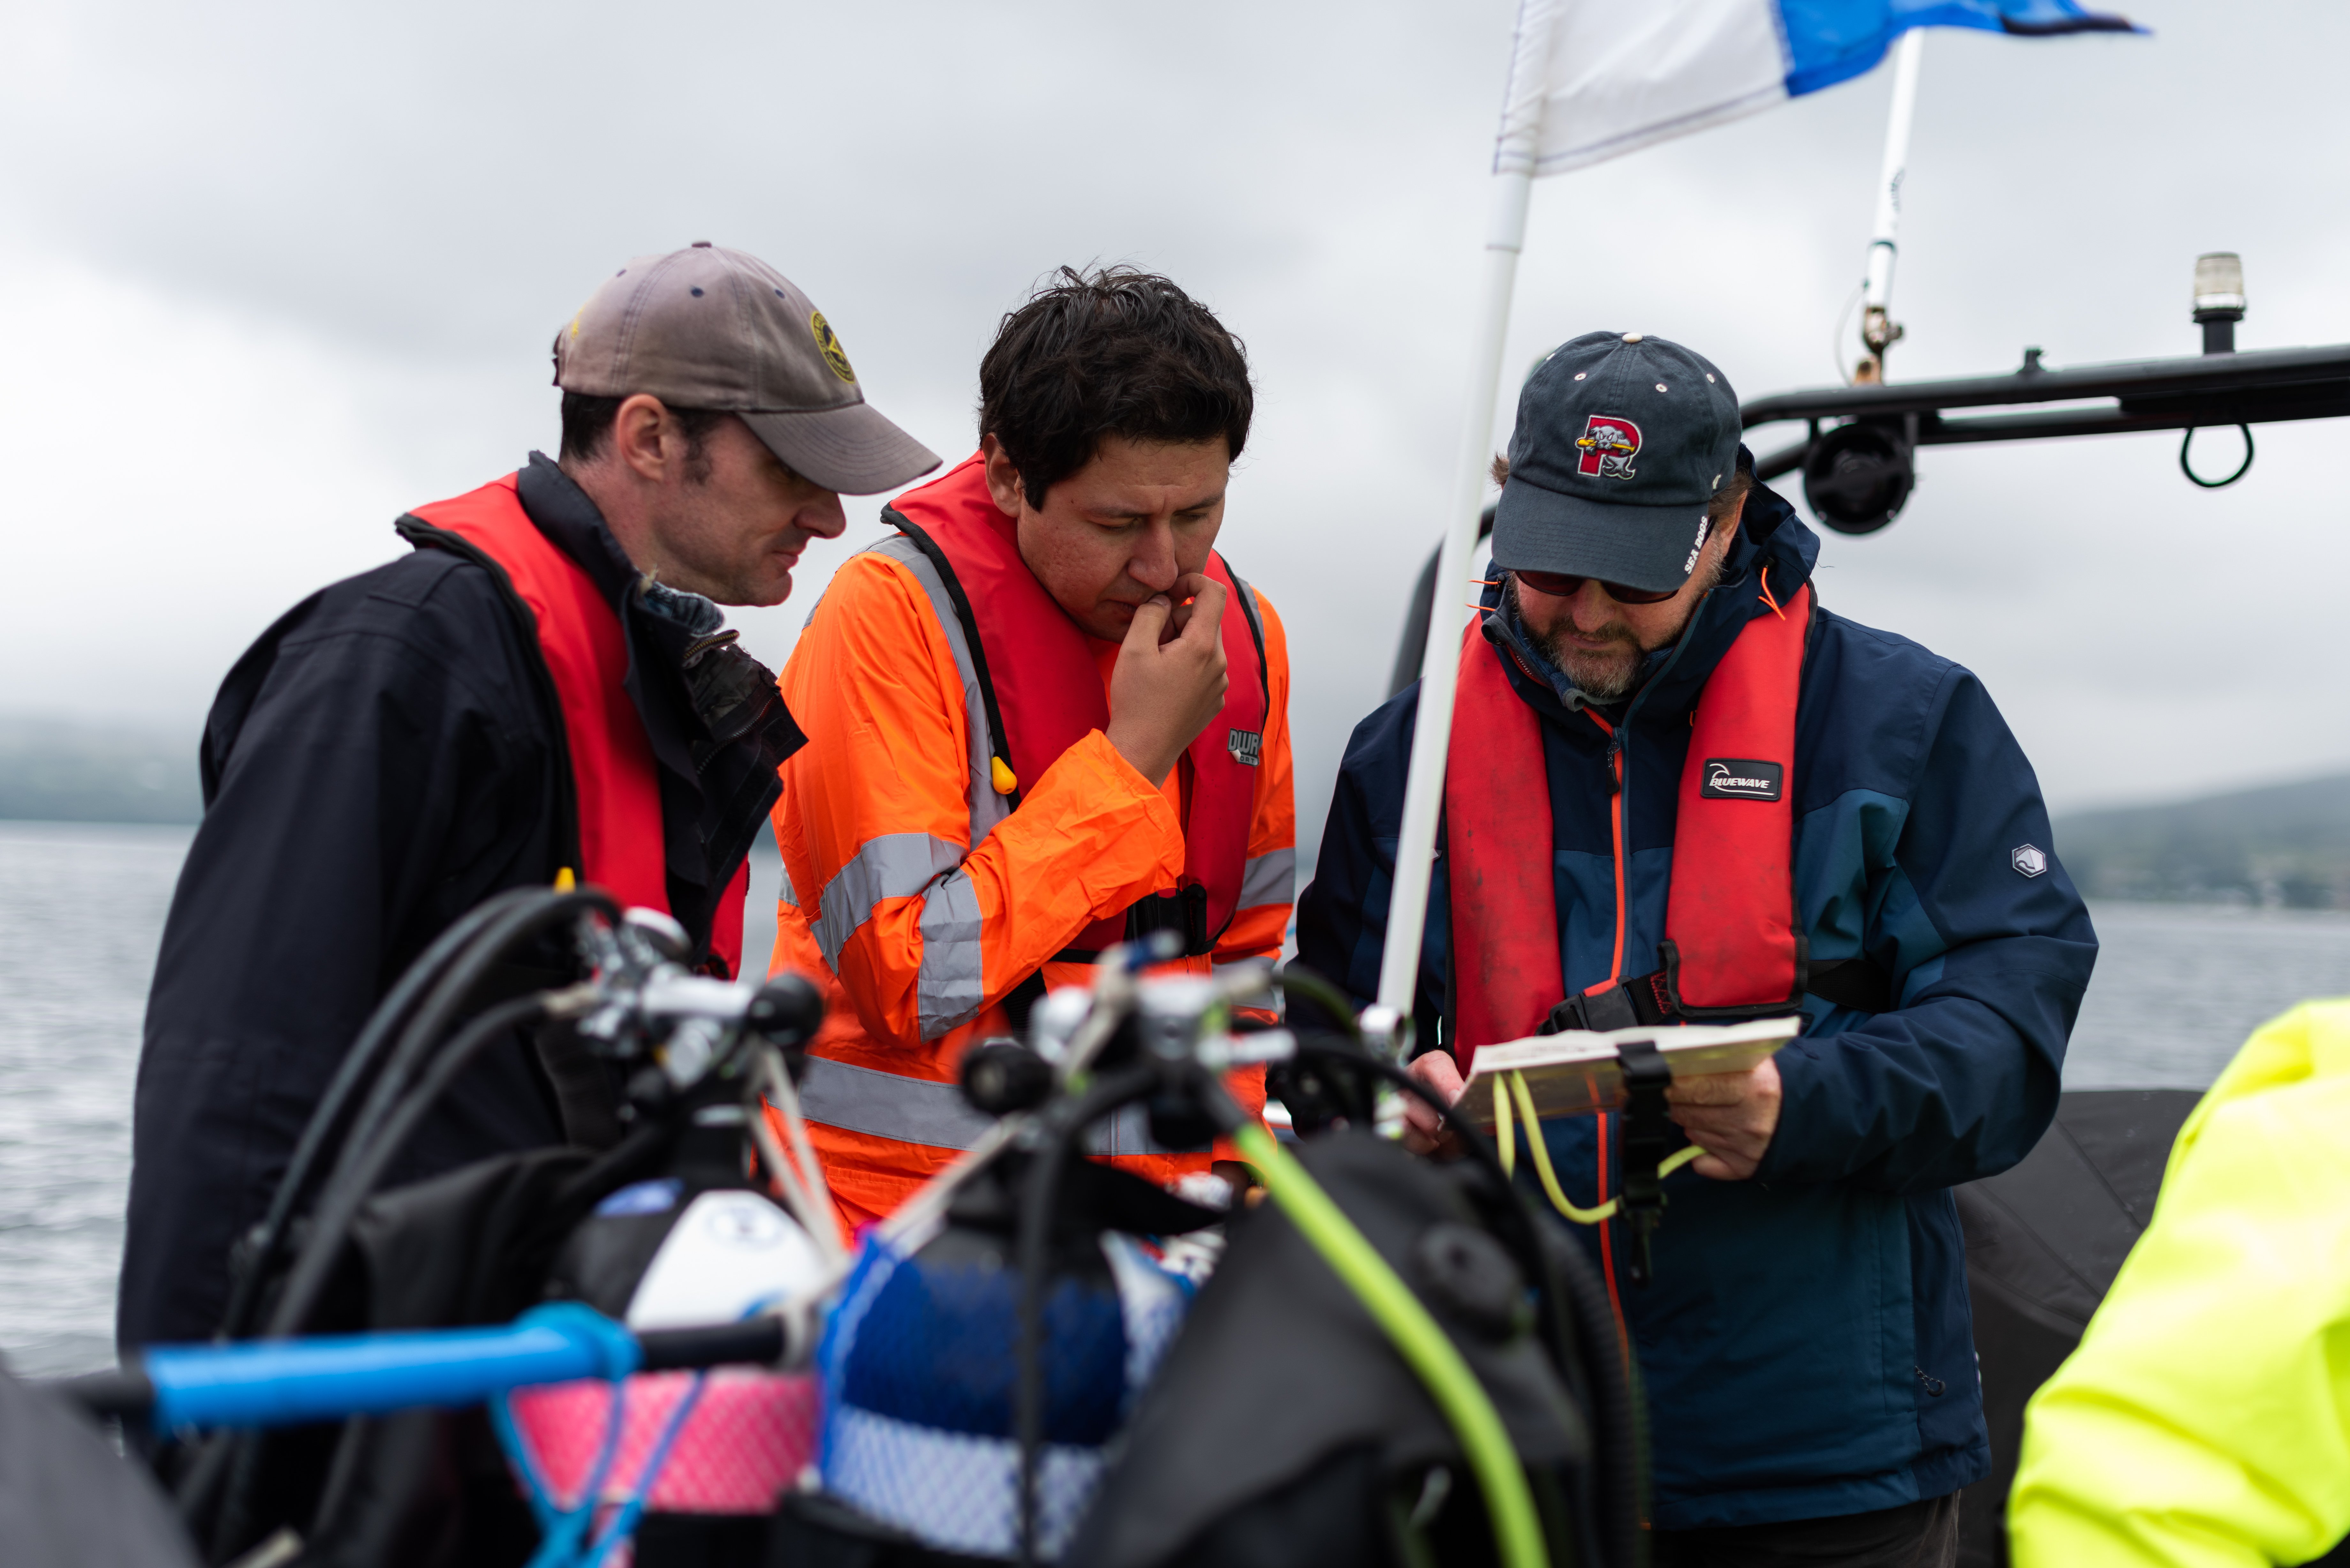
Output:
[1459, 1016, 1804, 1131]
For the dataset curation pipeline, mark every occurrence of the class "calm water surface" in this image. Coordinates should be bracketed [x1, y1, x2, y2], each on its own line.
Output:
[4, 822, 2347, 1376]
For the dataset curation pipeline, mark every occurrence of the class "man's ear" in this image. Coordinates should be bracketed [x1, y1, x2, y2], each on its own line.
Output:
[1715, 488, 1750, 554]
[612, 393, 675, 484]
[980, 435, 1028, 519]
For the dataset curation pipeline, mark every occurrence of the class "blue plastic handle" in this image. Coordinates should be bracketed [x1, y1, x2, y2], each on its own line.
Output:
[141, 1302, 641, 1431]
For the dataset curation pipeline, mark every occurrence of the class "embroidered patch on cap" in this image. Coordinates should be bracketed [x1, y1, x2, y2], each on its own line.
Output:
[1700, 759, 1782, 802]
[810, 310, 856, 382]
[1574, 415, 1643, 480]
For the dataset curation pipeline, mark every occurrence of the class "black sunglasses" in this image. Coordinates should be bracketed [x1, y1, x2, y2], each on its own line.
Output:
[1511, 568, 1680, 607]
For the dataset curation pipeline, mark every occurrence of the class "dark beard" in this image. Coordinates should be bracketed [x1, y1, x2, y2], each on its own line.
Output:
[1505, 575, 1641, 700]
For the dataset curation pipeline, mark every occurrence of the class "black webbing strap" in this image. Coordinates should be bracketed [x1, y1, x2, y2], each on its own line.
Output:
[1542, 954, 1892, 1036]
[999, 890, 1216, 1035]
[1615, 1037, 1674, 1288]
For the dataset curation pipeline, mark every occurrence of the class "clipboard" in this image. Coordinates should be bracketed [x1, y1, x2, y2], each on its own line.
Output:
[1459, 1016, 1803, 1131]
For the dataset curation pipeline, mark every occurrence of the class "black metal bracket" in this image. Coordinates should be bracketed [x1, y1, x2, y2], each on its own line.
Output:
[1742, 342, 2350, 482]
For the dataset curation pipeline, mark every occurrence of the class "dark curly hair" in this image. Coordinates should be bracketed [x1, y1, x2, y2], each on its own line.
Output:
[978, 266, 1254, 509]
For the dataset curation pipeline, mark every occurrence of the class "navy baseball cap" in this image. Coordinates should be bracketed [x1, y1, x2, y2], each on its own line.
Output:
[1491, 331, 1742, 595]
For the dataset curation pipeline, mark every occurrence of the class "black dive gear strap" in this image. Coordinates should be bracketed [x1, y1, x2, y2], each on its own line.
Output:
[1614, 1039, 1674, 1287]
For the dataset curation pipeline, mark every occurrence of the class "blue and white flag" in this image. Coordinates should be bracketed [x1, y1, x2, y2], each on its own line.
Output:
[1496, 0, 2135, 176]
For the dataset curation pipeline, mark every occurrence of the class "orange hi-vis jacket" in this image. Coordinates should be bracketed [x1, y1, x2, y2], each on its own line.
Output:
[769, 454, 1296, 1230]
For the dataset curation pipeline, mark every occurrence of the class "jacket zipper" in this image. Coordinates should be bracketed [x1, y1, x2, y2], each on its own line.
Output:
[1565, 585, 1718, 1326]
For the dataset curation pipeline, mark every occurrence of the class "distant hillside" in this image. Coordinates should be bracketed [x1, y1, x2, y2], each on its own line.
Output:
[0, 717, 202, 825]
[2056, 773, 2350, 909]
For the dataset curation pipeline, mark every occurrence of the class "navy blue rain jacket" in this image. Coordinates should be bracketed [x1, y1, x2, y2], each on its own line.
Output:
[1297, 483, 2097, 1528]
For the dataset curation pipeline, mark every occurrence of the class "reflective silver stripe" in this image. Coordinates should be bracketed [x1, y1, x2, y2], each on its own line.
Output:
[869, 535, 1012, 845]
[1211, 959, 1277, 1010]
[916, 871, 987, 1038]
[797, 1055, 998, 1150]
[1238, 847, 1298, 910]
[814, 832, 965, 968]
[1084, 1101, 1191, 1158]
[778, 860, 798, 911]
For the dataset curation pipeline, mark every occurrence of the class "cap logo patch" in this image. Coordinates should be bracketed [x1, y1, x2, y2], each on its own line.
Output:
[809, 310, 857, 383]
[1574, 415, 1642, 480]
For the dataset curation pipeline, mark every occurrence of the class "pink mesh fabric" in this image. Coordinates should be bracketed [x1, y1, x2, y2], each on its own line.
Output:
[508, 1368, 819, 1514]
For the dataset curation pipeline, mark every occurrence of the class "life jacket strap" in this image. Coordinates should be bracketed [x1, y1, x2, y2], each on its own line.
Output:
[1540, 953, 1892, 1035]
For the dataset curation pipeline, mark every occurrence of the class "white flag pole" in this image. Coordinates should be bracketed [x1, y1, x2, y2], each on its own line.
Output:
[1856, 29, 1925, 381]
[1373, 168, 1531, 1024]
[1373, 0, 1558, 1027]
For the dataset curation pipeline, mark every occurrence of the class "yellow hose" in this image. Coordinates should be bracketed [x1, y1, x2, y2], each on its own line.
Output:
[1234, 1123, 1549, 1568]
[1504, 1070, 1705, 1225]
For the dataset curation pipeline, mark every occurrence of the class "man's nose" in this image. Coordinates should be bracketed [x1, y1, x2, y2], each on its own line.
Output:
[805, 493, 849, 540]
[1126, 519, 1180, 593]
[1568, 579, 1618, 629]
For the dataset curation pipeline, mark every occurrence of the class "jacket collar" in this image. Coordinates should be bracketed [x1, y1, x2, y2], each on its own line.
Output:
[516, 452, 721, 635]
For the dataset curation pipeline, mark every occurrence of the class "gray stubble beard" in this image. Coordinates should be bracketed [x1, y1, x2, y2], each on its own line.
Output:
[1504, 548, 1724, 703]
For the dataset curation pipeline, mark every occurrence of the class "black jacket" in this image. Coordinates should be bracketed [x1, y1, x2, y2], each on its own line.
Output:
[118, 455, 803, 1348]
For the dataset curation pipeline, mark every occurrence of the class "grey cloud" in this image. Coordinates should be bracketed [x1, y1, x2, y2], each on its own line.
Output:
[0, 0, 2343, 863]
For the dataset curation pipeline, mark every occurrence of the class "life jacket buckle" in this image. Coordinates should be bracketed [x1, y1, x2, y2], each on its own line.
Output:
[1124, 883, 1213, 959]
[1539, 973, 1677, 1036]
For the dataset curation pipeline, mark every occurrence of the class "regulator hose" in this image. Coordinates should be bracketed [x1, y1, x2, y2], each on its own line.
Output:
[217, 885, 551, 1339]
[263, 991, 560, 1340]
[330, 886, 619, 1183]
[196, 992, 563, 1561]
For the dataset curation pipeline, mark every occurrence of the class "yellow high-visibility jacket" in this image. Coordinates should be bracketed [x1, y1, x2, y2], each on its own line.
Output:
[2009, 998, 2350, 1567]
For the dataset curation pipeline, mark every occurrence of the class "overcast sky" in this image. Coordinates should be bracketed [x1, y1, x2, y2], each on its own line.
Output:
[2, 0, 2344, 864]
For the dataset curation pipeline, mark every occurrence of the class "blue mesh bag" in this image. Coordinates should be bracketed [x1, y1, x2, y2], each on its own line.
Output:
[816, 1218, 1188, 1560]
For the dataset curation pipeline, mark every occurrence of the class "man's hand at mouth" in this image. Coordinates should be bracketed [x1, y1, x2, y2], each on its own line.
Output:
[1104, 573, 1228, 787]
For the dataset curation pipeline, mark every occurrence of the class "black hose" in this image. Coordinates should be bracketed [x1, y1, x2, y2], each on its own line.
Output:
[1543, 1202, 1649, 1568]
[261, 993, 555, 1342]
[1265, 965, 1363, 1040]
[198, 993, 560, 1560]
[328, 888, 616, 1187]
[217, 887, 551, 1340]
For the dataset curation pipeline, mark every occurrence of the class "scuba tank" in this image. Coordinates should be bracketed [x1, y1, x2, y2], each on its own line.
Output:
[783, 1131, 1218, 1561]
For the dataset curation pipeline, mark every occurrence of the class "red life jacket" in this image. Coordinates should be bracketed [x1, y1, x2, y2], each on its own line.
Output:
[1445, 584, 1814, 1068]
[404, 474, 746, 975]
[883, 454, 1268, 954]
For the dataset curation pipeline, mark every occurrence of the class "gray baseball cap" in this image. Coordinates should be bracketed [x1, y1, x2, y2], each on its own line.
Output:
[553, 243, 940, 495]
[1491, 331, 1742, 594]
